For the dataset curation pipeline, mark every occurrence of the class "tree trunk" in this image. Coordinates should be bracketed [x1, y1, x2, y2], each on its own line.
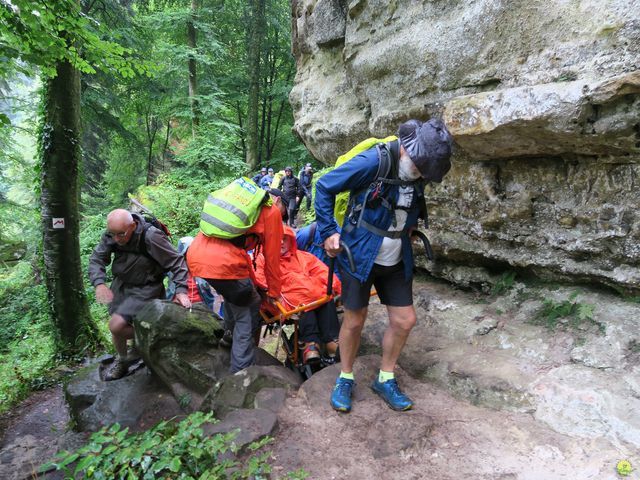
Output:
[187, 0, 199, 137]
[40, 58, 97, 356]
[245, 0, 265, 170]
[236, 101, 246, 160]
[145, 111, 159, 185]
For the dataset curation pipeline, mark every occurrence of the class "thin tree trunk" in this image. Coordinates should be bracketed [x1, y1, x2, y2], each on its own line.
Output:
[236, 101, 246, 160]
[245, 0, 265, 170]
[40, 57, 97, 356]
[145, 112, 158, 185]
[264, 45, 276, 163]
[162, 118, 171, 171]
[187, 0, 199, 137]
[267, 63, 293, 160]
[259, 64, 268, 165]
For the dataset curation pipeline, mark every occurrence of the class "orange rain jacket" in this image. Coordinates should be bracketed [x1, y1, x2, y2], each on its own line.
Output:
[254, 226, 341, 314]
[186, 204, 283, 298]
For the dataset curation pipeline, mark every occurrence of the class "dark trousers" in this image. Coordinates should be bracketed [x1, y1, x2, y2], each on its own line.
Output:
[301, 187, 312, 210]
[299, 300, 340, 344]
[286, 197, 298, 227]
[205, 278, 261, 373]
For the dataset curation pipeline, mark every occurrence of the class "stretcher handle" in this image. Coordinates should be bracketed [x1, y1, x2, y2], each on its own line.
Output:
[260, 295, 333, 324]
[327, 241, 355, 295]
[412, 230, 434, 261]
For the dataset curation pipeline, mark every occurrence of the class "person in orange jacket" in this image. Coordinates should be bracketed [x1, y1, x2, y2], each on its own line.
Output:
[187, 189, 286, 373]
[255, 226, 341, 364]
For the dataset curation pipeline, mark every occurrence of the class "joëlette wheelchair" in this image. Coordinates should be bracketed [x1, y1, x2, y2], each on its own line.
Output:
[258, 242, 355, 380]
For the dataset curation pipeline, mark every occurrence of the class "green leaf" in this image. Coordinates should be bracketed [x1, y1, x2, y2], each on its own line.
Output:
[102, 445, 117, 455]
[74, 455, 96, 474]
[169, 456, 182, 472]
[58, 453, 79, 468]
[0, 113, 10, 126]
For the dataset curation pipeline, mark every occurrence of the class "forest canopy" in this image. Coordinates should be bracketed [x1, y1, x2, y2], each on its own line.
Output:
[0, 0, 311, 412]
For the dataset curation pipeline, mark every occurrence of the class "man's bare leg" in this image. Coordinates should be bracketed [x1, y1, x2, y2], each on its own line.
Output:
[380, 305, 417, 372]
[337, 306, 368, 373]
[331, 306, 368, 412]
[109, 313, 134, 358]
[370, 304, 416, 410]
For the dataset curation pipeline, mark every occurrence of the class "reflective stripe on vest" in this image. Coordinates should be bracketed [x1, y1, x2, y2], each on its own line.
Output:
[206, 195, 249, 223]
[199, 177, 268, 239]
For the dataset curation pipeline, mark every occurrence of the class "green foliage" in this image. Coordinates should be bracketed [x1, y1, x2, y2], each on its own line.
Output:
[42, 412, 277, 479]
[0, 261, 55, 412]
[134, 170, 228, 239]
[0, 0, 152, 81]
[491, 271, 517, 296]
[531, 291, 604, 333]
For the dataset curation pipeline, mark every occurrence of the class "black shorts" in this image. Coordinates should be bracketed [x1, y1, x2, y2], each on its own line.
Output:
[340, 262, 413, 310]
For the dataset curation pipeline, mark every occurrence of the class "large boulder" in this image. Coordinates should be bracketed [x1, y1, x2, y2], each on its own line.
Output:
[134, 300, 303, 416]
[290, 0, 640, 292]
[134, 301, 229, 411]
[64, 361, 183, 432]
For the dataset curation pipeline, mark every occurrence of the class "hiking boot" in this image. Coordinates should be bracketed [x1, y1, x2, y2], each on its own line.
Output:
[104, 357, 132, 381]
[220, 330, 233, 348]
[371, 378, 413, 411]
[127, 345, 141, 362]
[302, 342, 321, 365]
[330, 377, 354, 413]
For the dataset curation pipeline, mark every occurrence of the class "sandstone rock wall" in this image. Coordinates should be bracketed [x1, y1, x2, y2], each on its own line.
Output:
[290, 0, 640, 290]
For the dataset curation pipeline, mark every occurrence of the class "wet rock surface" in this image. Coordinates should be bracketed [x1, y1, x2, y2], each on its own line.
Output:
[359, 279, 640, 449]
[0, 387, 86, 480]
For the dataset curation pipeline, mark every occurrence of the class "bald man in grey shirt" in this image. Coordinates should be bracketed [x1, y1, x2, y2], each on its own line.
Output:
[89, 209, 191, 380]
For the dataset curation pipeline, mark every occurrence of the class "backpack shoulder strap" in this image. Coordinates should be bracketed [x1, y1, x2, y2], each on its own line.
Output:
[138, 223, 152, 258]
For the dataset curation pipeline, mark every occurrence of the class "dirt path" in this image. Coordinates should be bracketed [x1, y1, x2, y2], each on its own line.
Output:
[269, 356, 628, 480]
[0, 386, 86, 480]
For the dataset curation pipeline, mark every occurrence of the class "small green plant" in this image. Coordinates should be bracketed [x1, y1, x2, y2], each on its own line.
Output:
[531, 291, 604, 333]
[491, 271, 517, 296]
[177, 392, 191, 410]
[628, 340, 640, 354]
[41, 412, 277, 479]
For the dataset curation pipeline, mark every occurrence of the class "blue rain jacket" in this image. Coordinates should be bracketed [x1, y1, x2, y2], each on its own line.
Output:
[315, 147, 424, 282]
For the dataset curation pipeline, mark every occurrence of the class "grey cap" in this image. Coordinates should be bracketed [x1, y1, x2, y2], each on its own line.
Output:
[398, 118, 453, 182]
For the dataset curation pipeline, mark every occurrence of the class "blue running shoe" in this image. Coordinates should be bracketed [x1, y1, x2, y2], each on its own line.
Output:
[330, 377, 354, 413]
[371, 378, 413, 411]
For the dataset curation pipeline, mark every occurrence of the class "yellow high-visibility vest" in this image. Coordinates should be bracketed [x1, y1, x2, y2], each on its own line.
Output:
[200, 177, 269, 238]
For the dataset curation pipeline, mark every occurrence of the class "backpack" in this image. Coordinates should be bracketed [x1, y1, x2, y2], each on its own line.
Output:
[331, 135, 397, 225]
[330, 136, 430, 241]
[137, 213, 171, 262]
[199, 177, 269, 239]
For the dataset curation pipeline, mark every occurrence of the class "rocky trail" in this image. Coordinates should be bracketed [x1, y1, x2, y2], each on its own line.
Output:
[1, 277, 639, 479]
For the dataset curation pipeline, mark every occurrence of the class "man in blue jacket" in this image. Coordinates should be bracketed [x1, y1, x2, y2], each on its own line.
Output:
[315, 118, 453, 413]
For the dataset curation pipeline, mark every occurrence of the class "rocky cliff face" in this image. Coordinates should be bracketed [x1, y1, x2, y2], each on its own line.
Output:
[290, 0, 640, 291]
